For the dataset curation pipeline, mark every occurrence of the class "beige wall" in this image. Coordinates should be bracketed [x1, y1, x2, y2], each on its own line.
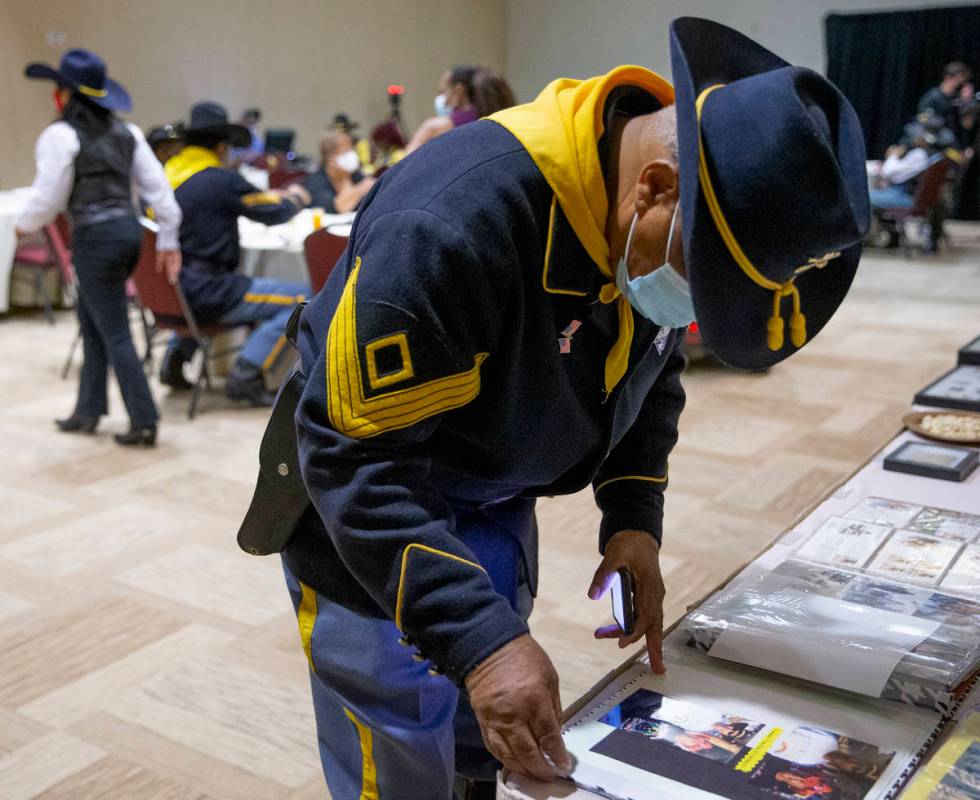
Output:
[0, 0, 506, 187]
[505, 0, 980, 103]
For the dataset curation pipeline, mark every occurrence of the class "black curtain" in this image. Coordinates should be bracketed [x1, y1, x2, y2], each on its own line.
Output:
[826, 4, 980, 217]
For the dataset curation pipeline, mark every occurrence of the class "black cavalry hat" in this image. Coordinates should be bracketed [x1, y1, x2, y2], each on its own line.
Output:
[186, 102, 251, 148]
[25, 48, 131, 112]
[670, 18, 870, 370]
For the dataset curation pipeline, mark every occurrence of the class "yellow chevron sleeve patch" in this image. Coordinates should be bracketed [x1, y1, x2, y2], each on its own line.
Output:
[326, 258, 488, 439]
[241, 191, 285, 207]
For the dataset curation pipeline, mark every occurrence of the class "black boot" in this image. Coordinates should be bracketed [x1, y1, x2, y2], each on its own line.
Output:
[226, 359, 275, 407]
[159, 348, 193, 390]
[55, 414, 99, 434]
[114, 425, 157, 447]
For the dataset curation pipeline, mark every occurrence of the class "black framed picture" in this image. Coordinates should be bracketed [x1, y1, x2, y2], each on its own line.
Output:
[914, 366, 980, 412]
[883, 441, 979, 482]
[959, 334, 980, 366]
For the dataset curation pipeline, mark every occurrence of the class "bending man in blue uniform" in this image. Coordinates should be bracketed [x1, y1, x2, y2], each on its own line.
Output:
[163, 102, 310, 406]
[238, 18, 870, 798]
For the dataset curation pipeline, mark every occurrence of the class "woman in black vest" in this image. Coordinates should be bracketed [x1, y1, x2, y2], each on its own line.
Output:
[16, 50, 182, 447]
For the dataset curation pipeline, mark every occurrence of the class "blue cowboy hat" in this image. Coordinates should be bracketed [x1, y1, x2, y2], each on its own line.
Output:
[670, 18, 870, 370]
[25, 48, 131, 112]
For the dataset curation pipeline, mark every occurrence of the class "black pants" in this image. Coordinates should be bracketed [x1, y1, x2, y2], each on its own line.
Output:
[72, 217, 158, 428]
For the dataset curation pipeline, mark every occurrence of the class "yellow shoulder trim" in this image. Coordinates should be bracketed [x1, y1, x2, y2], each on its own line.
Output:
[241, 191, 286, 207]
[395, 543, 485, 631]
[542, 194, 588, 297]
[326, 258, 488, 439]
[595, 473, 668, 494]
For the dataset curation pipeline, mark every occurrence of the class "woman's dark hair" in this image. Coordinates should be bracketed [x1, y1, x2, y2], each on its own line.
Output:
[472, 69, 516, 117]
[185, 130, 228, 150]
[448, 65, 478, 101]
[62, 93, 112, 135]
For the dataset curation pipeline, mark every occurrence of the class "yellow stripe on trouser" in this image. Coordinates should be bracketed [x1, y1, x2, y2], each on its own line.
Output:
[243, 292, 305, 306]
[296, 582, 317, 669]
[343, 707, 379, 800]
[262, 335, 288, 371]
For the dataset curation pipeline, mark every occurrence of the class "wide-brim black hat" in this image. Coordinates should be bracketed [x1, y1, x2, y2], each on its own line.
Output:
[186, 101, 251, 148]
[670, 18, 870, 370]
[26, 48, 131, 112]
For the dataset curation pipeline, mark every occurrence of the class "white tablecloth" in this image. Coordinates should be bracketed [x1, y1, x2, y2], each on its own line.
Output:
[238, 209, 354, 285]
[0, 187, 33, 313]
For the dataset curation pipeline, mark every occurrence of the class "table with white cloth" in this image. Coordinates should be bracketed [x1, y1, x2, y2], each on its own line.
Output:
[498, 394, 980, 799]
[0, 187, 34, 313]
[238, 209, 355, 285]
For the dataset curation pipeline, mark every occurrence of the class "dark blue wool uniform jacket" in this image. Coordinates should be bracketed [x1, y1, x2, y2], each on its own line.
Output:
[284, 119, 686, 685]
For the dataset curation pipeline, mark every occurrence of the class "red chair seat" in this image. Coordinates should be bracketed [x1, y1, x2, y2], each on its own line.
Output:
[14, 246, 53, 266]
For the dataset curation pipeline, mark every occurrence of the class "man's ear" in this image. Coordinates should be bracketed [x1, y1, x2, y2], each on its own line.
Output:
[634, 160, 680, 215]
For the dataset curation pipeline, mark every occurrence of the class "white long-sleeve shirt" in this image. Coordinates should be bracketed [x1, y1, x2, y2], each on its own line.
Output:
[15, 120, 182, 250]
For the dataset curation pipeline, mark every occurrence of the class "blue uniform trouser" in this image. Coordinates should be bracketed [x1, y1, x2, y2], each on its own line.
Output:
[283, 498, 535, 799]
[73, 217, 159, 427]
[869, 185, 914, 210]
[167, 276, 308, 371]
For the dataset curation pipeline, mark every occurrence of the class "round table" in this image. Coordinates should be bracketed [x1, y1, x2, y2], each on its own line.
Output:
[0, 188, 34, 313]
[238, 209, 355, 285]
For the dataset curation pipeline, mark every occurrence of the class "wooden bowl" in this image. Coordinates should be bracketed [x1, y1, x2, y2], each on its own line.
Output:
[903, 410, 980, 445]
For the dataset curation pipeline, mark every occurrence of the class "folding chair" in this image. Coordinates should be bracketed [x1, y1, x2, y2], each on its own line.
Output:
[13, 221, 73, 323]
[303, 228, 349, 294]
[130, 224, 249, 419]
[268, 168, 308, 189]
[877, 158, 954, 254]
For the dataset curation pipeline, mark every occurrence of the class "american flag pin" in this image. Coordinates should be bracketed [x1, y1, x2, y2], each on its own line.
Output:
[558, 337, 572, 354]
[561, 319, 582, 338]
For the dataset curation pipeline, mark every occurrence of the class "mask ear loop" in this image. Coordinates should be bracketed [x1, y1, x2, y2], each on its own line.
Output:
[665, 201, 680, 265]
[622, 212, 639, 276]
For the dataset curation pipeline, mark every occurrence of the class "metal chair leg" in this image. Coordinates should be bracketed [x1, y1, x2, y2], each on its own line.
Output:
[188, 338, 212, 420]
[61, 328, 81, 379]
[36, 271, 55, 324]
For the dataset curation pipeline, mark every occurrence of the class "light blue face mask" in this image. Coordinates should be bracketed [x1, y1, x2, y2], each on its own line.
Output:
[615, 203, 695, 329]
[434, 93, 451, 117]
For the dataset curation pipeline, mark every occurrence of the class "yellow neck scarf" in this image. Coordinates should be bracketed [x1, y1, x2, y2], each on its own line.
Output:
[490, 66, 674, 396]
[164, 145, 223, 190]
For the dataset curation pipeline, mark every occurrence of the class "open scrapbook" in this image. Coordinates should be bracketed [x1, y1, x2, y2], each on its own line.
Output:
[560, 497, 980, 800]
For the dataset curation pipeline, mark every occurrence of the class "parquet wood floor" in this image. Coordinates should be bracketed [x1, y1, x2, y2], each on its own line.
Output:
[1, 229, 978, 798]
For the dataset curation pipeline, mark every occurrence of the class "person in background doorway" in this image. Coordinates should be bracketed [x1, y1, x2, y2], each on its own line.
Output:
[161, 101, 309, 405]
[146, 123, 184, 165]
[404, 65, 516, 154]
[16, 49, 182, 447]
[304, 129, 375, 213]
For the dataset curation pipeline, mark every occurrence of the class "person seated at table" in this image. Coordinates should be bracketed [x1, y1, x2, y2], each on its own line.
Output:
[146, 123, 184, 165]
[870, 112, 958, 211]
[162, 101, 310, 406]
[404, 65, 516, 154]
[303, 129, 375, 213]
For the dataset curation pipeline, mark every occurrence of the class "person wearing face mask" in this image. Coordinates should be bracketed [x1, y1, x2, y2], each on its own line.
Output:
[303, 129, 376, 214]
[236, 18, 869, 798]
[404, 65, 516, 155]
[16, 49, 182, 447]
[160, 101, 310, 406]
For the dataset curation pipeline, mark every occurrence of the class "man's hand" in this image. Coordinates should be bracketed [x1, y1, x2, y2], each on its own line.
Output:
[155, 249, 182, 285]
[589, 529, 667, 674]
[465, 633, 572, 781]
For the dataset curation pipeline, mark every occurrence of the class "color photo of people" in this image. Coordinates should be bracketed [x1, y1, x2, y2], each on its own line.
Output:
[594, 689, 895, 799]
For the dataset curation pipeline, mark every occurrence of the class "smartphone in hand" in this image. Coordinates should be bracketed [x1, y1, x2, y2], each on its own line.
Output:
[610, 568, 635, 635]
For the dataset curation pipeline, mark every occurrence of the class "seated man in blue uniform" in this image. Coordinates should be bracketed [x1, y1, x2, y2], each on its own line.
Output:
[237, 18, 870, 799]
[163, 101, 310, 405]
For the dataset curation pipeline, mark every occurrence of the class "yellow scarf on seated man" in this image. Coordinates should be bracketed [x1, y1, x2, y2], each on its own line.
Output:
[164, 145, 223, 190]
[489, 66, 674, 397]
